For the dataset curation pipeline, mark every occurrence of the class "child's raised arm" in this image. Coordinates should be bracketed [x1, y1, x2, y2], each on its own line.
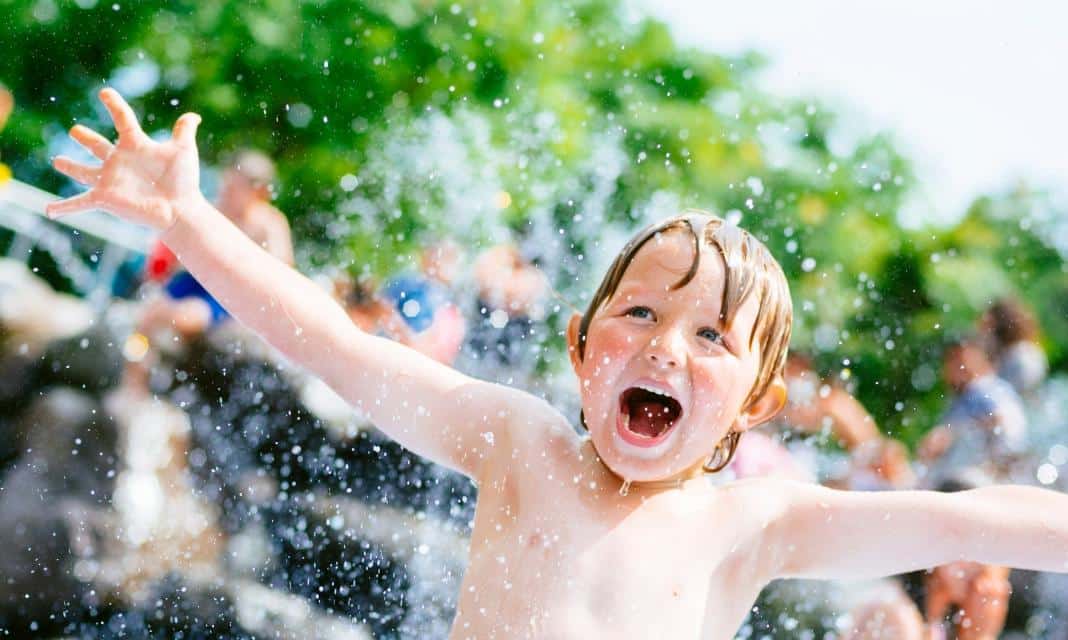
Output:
[47, 89, 563, 479]
[747, 478, 1068, 582]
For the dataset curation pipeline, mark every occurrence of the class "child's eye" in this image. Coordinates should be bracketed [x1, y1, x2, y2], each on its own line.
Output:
[625, 306, 655, 320]
[698, 327, 725, 345]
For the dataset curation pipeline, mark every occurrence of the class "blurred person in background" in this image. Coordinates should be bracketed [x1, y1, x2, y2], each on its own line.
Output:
[842, 437, 917, 492]
[730, 354, 896, 483]
[467, 243, 547, 368]
[917, 473, 1015, 640]
[334, 273, 417, 342]
[381, 240, 466, 365]
[847, 582, 926, 640]
[915, 341, 1029, 640]
[142, 149, 294, 335]
[779, 355, 883, 450]
[215, 149, 294, 266]
[122, 150, 294, 394]
[304, 261, 466, 426]
[919, 339, 1028, 487]
[978, 297, 1048, 396]
[924, 558, 1012, 640]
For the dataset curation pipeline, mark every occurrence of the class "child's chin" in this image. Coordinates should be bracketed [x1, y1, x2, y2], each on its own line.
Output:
[592, 429, 684, 480]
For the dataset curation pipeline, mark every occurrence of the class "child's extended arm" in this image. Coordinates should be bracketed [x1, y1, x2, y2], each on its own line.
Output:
[47, 89, 560, 478]
[754, 479, 1068, 581]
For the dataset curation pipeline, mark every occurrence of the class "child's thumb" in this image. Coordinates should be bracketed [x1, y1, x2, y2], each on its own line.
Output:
[172, 113, 202, 147]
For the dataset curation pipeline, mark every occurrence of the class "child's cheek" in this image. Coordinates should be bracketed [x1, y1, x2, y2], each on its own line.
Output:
[588, 322, 634, 368]
[692, 359, 734, 419]
[583, 324, 633, 398]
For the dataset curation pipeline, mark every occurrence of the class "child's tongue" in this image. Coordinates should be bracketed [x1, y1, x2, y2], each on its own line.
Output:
[629, 401, 670, 437]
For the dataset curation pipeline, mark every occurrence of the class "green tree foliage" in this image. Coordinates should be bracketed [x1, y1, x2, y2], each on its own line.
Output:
[1, 0, 1064, 444]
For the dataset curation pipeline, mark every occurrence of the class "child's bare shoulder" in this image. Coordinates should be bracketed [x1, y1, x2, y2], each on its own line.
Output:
[718, 475, 796, 497]
[713, 476, 802, 531]
[475, 387, 579, 479]
[707, 477, 803, 577]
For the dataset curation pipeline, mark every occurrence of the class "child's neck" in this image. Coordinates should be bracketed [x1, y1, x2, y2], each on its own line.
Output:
[584, 439, 709, 496]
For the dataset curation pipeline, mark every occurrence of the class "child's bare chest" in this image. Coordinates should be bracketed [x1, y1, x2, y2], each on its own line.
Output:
[451, 464, 764, 639]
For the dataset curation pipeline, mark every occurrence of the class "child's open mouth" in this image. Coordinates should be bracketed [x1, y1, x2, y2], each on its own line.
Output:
[617, 386, 683, 447]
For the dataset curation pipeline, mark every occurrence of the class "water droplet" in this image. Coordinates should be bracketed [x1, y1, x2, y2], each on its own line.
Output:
[1037, 463, 1058, 485]
[619, 480, 631, 496]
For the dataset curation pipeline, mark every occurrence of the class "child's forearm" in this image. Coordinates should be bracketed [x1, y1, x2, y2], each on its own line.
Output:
[160, 195, 357, 378]
[955, 485, 1068, 573]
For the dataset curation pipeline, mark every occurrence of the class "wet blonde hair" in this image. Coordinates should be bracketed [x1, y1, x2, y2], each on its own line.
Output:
[576, 210, 793, 410]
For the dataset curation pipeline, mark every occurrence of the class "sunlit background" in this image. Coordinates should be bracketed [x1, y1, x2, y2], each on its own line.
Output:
[648, 0, 1068, 225]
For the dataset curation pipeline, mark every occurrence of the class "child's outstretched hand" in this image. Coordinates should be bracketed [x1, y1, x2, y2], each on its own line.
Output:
[46, 88, 203, 230]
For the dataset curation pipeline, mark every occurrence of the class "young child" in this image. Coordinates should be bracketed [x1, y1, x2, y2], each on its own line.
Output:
[919, 340, 1028, 488]
[48, 89, 1068, 639]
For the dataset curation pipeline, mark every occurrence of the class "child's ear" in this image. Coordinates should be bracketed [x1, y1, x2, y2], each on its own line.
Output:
[737, 375, 787, 432]
[566, 312, 583, 373]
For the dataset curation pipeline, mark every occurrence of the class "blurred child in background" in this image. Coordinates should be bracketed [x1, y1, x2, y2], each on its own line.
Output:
[979, 297, 1048, 396]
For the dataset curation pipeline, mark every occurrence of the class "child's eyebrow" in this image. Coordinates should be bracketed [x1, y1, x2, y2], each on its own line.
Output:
[611, 282, 648, 301]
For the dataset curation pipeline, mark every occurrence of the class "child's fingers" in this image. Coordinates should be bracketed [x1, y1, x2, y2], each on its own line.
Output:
[171, 113, 201, 148]
[70, 124, 114, 160]
[98, 88, 145, 140]
[45, 192, 97, 218]
[52, 155, 100, 186]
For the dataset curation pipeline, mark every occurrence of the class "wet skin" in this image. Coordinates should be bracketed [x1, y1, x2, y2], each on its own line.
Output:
[569, 230, 784, 483]
[451, 231, 788, 638]
[457, 435, 783, 639]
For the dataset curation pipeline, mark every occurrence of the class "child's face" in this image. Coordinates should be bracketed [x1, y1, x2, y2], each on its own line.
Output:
[569, 230, 782, 482]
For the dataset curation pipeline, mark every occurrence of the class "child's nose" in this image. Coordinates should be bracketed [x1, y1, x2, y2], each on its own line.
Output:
[645, 334, 683, 368]
[647, 351, 677, 368]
